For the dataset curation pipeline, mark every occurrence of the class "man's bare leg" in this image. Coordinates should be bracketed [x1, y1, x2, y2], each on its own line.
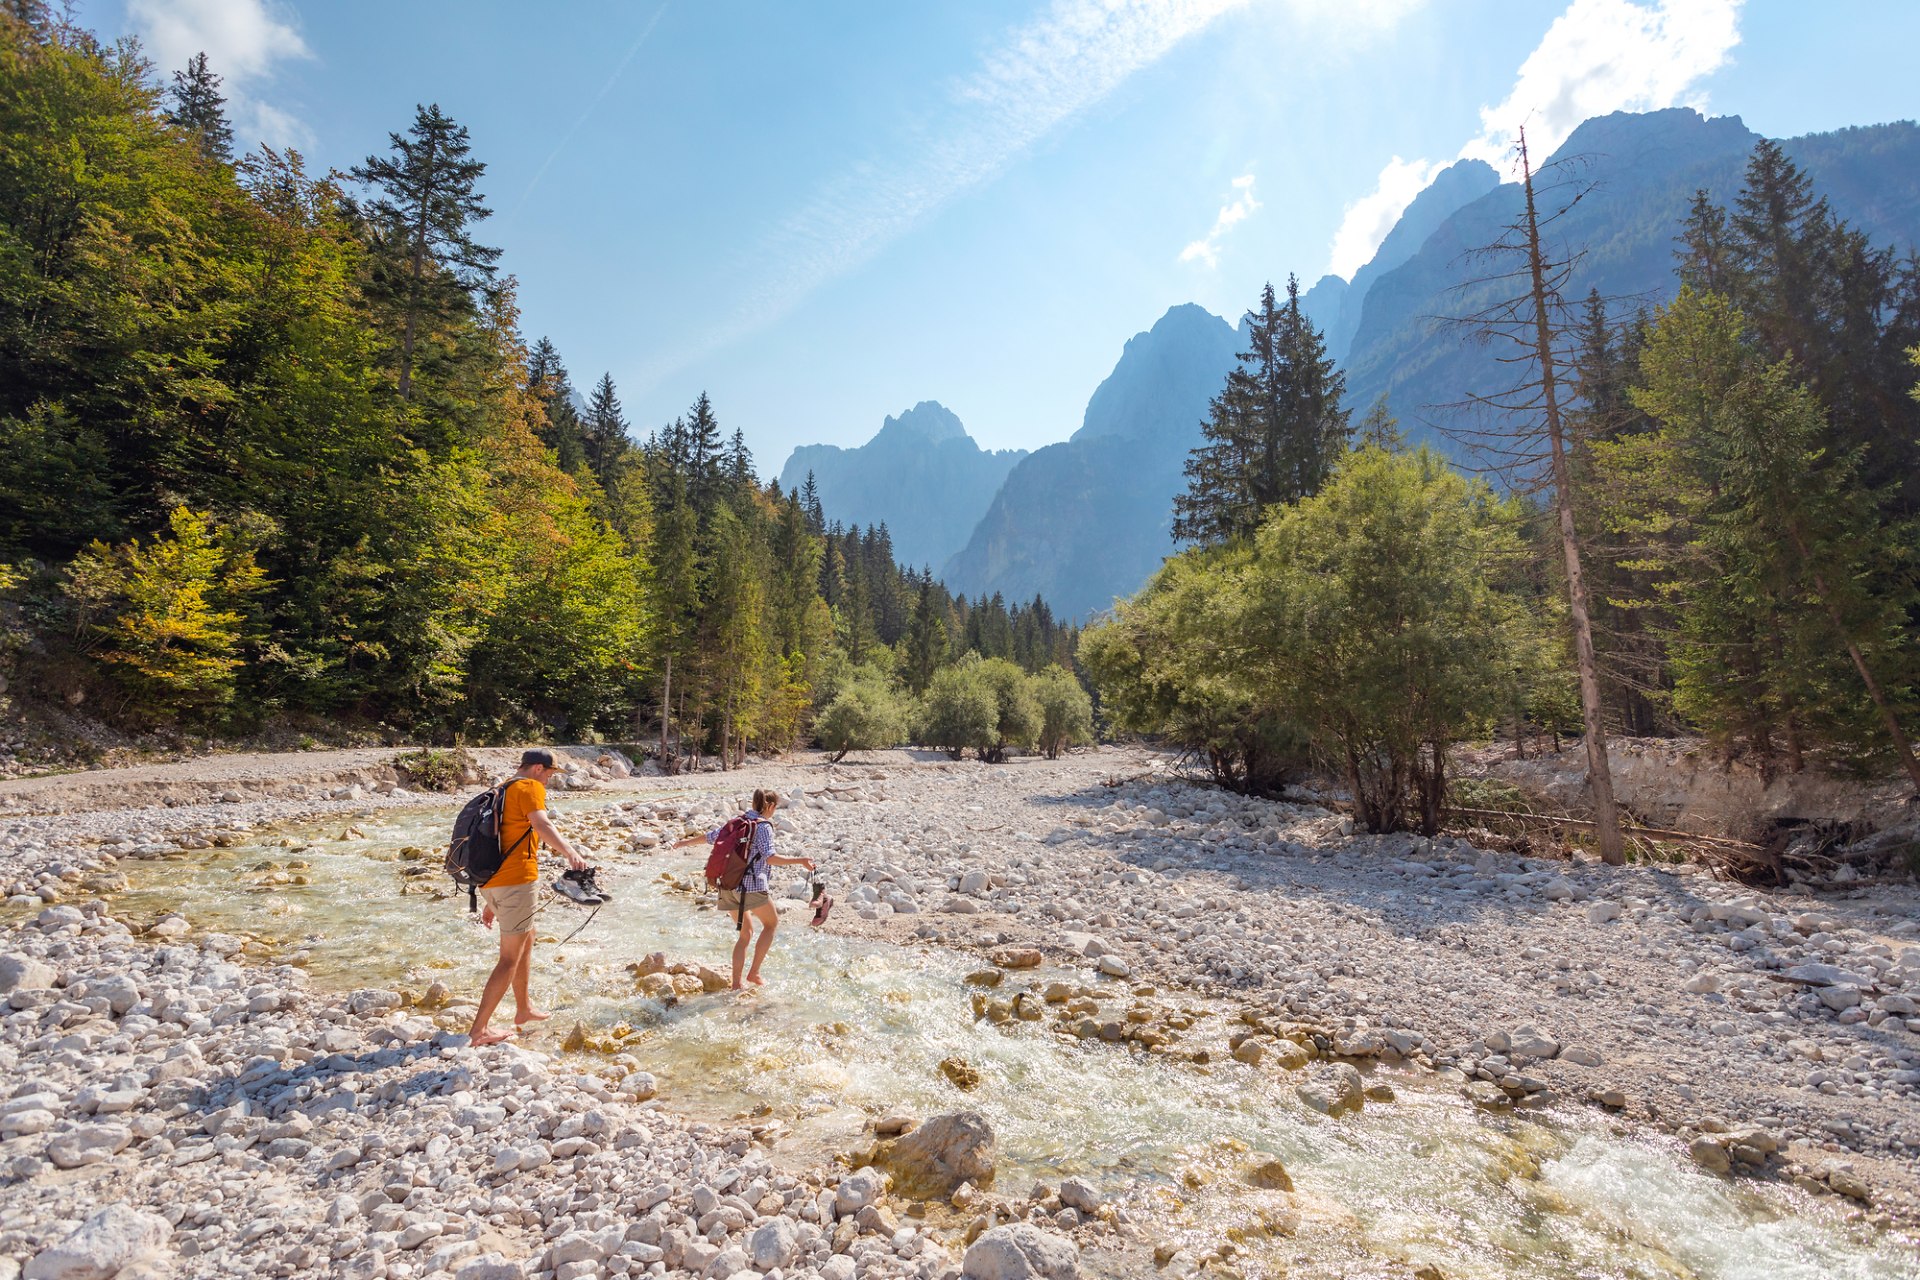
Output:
[513, 939, 549, 1025]
[469, 932, 532, 1046]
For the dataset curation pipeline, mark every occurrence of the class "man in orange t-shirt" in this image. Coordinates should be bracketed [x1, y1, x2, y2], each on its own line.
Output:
[468, 749, 588, 1047]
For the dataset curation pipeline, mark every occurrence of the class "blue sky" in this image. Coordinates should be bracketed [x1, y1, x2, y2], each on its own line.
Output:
[95, 1, 1920, 471]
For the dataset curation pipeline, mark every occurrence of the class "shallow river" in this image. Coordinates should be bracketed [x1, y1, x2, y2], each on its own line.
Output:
[107, 798, 1917, 1280]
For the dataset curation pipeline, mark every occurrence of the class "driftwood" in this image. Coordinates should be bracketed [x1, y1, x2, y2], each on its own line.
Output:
[1444, 806, 1761, 851]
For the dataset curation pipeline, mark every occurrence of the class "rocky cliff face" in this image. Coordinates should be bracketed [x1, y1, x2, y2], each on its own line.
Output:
[1340, 111, 1920, 450]
[941, 304, 1242, 620]
[777, 401, 1025, 571]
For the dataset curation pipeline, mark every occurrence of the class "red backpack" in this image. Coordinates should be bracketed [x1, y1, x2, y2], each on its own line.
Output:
[704, 814, 763, 890]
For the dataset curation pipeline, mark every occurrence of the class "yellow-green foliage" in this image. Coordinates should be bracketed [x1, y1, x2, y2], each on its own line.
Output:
[62, 507, 266, 720]
[1032, 664, 1093, 759]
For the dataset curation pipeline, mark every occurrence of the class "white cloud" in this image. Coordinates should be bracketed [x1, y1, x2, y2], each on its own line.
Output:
[128, 0, 312, 149]
[1322, 155, 1440, 278]
[1179, 173, 1261, 269]
[1460, 0, 1743, 170]
[1320, 0, 1743, 279]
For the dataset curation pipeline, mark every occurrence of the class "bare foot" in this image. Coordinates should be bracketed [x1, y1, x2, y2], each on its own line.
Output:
[514, 1008, 552, 1026]
[745, 973, 765, 987]
[730, 982, 746, 991]
[469, 1028, 516, 1047]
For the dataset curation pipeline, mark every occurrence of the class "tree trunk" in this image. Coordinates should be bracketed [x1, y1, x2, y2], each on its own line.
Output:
[659, 652, 672, 765]
[1518, 131, 1624, 865]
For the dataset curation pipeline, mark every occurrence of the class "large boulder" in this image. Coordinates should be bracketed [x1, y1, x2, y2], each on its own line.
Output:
[873, 1110, 997, 1199]
[961, 1224, 1079, 1280]
[1296, 1063, 1364, 1117]
[26, 1205, 171, 1280]
[0, 953, 55, 994]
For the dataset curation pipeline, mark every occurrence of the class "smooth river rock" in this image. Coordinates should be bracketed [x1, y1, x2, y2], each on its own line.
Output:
[874, 1110, 997, 1199]
[961, 1224, 1080, 1280]
[26, 1205, 171, 1280]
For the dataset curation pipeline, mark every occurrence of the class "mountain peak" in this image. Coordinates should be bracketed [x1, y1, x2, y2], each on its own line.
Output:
[873, 400, 967, 446]
[1071, 304, 1239, 444]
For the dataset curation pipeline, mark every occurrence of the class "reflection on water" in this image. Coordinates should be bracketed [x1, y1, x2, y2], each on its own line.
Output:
[109, 800, 1917, 1280]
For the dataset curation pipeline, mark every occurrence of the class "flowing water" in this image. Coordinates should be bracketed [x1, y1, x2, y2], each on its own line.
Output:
[105, 799, 1917, 1280]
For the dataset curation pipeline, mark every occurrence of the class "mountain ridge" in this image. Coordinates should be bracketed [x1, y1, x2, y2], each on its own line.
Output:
[777, 401, 1025, 571]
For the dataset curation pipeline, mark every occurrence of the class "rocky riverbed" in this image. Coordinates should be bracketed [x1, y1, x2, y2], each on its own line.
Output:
[1, 744, 1916, 1279]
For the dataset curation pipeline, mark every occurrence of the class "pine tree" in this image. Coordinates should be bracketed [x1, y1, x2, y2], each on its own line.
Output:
[800, 470, 825, 534]
[583, 372, 628, 482]
[350, 104, 501, 399]
[1675, 189, 1734, 294]
[1626, 288, 1920, 793]
[166, 53, 234, 163]
[526, 338, 587, 471]
[683, 392, 724, 505]
[903, 580, 947, 694]
[1173, 277, 1349, 545]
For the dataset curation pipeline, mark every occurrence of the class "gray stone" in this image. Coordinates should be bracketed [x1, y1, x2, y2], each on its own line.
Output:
[873, 1110, 997, 1199]
[1296, 1063, 1364, 1117]
[1057, 1177, 1104, 1215]
[1784, 963, 1875, 988]
[81, 974, 140, 1015]
[0, 953, 55, 994]
[1506, 1024, 1560, 1060]
[46, 1123, 132, 1169]
[961, 1224, 1080, 1280]
[25, 1205, 171, 1280]
[1689, 1137, 1731, 1174]
[749, 1218, 800, 1270]
[836, 1167, 887, 1217]
[453, 1254, 525, 1280]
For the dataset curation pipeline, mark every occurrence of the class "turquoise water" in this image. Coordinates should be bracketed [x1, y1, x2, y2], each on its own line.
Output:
[107, 800, 1918, 1280]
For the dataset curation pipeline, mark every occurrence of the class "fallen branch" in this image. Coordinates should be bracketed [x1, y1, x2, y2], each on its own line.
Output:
[1444, 806, 1761, 851]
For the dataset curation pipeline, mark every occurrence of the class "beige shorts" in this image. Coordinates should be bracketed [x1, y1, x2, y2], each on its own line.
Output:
[480, 882, 537, 936]
[716, 889, 772, 917]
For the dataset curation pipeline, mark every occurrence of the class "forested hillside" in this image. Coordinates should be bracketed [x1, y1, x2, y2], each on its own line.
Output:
[1087, 135, 1920, 836]
[0, 14, 1080, 763]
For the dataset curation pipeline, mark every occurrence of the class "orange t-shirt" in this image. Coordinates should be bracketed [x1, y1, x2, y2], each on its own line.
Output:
[485, 778, 546, 888]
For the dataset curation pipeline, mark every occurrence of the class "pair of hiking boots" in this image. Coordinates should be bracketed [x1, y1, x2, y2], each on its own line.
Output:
[554, 866, 609, 906]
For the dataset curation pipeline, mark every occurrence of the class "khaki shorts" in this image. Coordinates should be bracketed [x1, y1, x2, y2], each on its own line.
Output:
[480, 882, 537, 936]
[716, 889, 772, 917]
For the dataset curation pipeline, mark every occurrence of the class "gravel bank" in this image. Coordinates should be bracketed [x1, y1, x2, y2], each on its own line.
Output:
[1, 744, 1916, 1278]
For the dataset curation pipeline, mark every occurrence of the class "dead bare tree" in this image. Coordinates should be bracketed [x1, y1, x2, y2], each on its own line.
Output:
[1437, 129, 1626, 865]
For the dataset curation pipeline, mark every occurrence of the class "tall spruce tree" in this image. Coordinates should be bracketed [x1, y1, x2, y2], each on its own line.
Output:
[350, 104, 501, 399]
[527, 338, 587, 471]
[583, 372, 628, 482]
[166, 53, 234, 163]
[1173, 276, 1349, 545]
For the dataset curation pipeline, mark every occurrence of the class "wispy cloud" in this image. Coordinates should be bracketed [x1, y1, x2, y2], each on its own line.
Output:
[1321, 0, 1744, 279]
[1460, 0, 1743, 169]
[506, 2, 672, 223]
[127, 0, 312, 150]
[1323, 155, 1440, 278]
[633, 0, 1255, 391]
[1179, 173, 1261, 269]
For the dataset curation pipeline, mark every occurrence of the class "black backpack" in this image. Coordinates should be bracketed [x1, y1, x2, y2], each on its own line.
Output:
[445, 780, 534, 912]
